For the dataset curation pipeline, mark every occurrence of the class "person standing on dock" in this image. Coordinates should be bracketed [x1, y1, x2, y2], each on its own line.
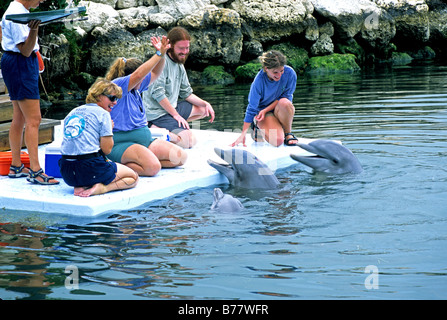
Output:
[143, 26, 215, 149]
[59, 79, 139, 197]
[231, 50, 298, 147]
[1, 0, 59, 185]
[105, 36, 187, 177]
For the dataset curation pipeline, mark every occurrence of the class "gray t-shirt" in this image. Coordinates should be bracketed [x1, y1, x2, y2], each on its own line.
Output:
[143, 54, 193, 121]
[61, 103, 113, 156]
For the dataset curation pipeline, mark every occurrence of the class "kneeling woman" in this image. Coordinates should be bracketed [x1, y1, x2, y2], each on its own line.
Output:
[105, 36, 187, 176]
[59, 79, 139, 197]
[231, 50, 298, 147]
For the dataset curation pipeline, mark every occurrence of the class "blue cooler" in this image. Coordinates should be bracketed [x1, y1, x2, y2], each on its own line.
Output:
[45, 141, 62, 178]
[150, 128, 170, 141]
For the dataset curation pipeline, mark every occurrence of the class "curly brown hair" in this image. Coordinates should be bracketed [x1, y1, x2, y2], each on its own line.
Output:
[86, 78, 122, 104]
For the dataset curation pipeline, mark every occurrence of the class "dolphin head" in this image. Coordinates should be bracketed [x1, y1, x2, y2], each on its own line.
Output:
[291, 140, 363, 174]
[211, 188, 244, 212]
[207, 148, 280, 189]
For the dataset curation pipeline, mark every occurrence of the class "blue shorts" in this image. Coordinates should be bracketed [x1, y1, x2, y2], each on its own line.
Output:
[59, 156, 117, 187]
[107, 126, 155, 163]
[1, 51, 40, 100]
[148, 101, 193, 133]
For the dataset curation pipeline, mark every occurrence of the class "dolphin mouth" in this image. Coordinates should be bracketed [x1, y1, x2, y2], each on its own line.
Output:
[291, 140, 363, 174]
[290, 142, 335, 170]
[296, 143, 329, 160]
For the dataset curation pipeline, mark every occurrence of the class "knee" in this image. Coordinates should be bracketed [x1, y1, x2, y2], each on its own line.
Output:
[123, 171, 139, 186]
[145, 161, 162, 176]
[265, 128, 284, 147]
[278, 99, 294, 114]
[178, 130, 197, 149]
[168, 146, 188, 166]
[26, 115, 42, 129]
[131, 171, 139, 183]
[272, 135, 284, 147]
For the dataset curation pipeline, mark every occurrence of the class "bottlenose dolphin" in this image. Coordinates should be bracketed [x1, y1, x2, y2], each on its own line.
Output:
[291, 139, 363, 174]
[211, 188, 244, 212]
[207, 148, 280, 189]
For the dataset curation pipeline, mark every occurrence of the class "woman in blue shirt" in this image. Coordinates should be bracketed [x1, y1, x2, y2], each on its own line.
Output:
[105, 36, 187, 176]
[231, 50, 298, 147]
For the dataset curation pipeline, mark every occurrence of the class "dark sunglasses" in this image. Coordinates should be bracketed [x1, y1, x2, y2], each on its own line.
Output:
[104, 94, 118, 102]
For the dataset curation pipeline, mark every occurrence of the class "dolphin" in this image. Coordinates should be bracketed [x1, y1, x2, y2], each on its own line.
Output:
[290, 139, 363, 174]
[211, 188, 244, 212]
[207, 148, 280, 189]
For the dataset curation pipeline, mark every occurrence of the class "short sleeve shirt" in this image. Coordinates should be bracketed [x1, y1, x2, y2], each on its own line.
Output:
[1, 1, 39, 52]
[111, 74, 151, 132]
[61, 103, 113, 155]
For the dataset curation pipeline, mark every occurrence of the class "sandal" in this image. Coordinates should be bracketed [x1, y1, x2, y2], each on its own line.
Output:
[26, 168, 59, 185]
[284, 133, 299, 146]
[8, 164, 30, 178]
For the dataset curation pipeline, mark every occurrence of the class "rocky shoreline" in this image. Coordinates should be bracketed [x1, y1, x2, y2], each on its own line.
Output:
[6, 0, 447, 97]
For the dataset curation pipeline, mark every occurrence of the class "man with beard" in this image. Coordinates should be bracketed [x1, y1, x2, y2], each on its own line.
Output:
[143, 27, 215, 148]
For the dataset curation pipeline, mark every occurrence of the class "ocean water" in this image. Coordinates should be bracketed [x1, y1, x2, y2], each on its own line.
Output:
[0, 62, 446, 300]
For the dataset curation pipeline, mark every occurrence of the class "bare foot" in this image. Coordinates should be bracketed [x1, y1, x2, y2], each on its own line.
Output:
[78, 183, 107, 197]
[74, 187, 88, 196]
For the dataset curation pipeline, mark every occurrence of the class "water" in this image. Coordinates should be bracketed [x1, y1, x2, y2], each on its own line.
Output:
[0, 62, 446, 300]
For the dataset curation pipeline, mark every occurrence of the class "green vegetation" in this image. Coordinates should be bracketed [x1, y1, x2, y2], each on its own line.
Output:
[202, 65, 234, 85]
[234, 62, 262, 82]
[306, 53, 361, 74]
[389, 52, 413, 65]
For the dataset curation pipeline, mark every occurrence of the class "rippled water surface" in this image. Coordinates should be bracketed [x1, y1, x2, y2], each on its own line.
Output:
[1, 62, 446, 300]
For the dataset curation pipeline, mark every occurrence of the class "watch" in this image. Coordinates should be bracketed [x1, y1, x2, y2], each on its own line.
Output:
[156, 50, 163, 56]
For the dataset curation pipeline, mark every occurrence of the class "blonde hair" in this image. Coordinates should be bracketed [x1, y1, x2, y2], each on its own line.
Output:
[259, 50, 287, 70]
[86, 78, 123, 104]
[105, 57, 143, 81]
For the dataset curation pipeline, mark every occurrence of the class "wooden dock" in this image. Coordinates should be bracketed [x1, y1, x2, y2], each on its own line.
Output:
[0, 75, 60, 151]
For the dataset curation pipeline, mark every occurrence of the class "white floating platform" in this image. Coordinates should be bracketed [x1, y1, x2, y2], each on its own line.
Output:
[0, 127, 319, 217]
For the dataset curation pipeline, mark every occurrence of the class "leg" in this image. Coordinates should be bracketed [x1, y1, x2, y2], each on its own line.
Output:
[171, 104, 209, 148]
[273, 98, 298, 145]
[9, 101, 26, 171]
[256, 113, 284, 147]
[78, 163, 139, 197]
[173, 130, 197, 149]
[148, 139, 188, 167]
[149, 123, 191, 148]
[15, 99, 41, 171]
[187, 105, 209, 121]
[120, 144, 161, 176]
[13, 99, 58, 183]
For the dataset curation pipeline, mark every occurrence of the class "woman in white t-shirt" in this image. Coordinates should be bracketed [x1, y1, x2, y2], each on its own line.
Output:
[59, 79, 138, 197]
[1, 0, 58, 185]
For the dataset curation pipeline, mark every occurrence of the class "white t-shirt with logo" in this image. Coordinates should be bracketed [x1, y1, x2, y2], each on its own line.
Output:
[61, 103, 113, 156]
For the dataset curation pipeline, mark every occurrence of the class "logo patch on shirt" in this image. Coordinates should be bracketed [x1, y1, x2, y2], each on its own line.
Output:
[64, 115, 86, 138]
